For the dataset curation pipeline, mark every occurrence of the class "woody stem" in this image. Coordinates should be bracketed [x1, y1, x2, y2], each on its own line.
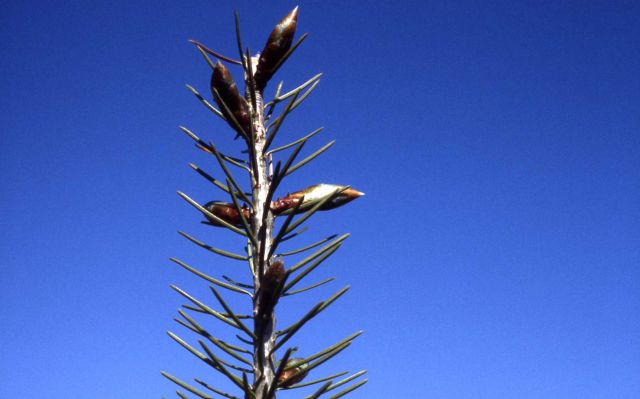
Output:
[248, 55, 277, 399]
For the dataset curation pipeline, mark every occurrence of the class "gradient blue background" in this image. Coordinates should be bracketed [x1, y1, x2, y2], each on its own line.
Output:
[1, 1, 639, 398]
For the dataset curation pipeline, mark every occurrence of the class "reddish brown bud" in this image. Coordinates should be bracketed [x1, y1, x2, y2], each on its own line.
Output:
[264, 256, 286, 286]
[271, 196, 301, 215]
[203, 201, 249, 227]
[211, 61, 251, 138]
[272, 184, 364, 215]
[258, 257, 286, 310]
[254, 7, 298, 90]
[278, 358, 309, 388]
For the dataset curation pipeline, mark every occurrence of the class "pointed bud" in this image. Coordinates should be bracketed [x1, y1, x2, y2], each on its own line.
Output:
[254, 7, 298, 90]
[203, 201, 249, 227]
[211, 61, 252, 139]
[278, 358, 309, 388]
[272, 184, 364, 215]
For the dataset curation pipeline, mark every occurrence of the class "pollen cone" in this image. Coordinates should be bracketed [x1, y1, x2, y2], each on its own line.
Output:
[254, 7, 298, 90]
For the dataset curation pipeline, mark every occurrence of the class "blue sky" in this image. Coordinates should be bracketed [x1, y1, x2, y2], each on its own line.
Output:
[1, 1, 639, 398]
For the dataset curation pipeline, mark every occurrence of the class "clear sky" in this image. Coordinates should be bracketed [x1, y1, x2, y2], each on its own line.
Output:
[1, 1, 639, 398]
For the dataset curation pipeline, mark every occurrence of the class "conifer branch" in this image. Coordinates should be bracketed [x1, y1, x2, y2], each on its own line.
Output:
[167, 8, 366, 399]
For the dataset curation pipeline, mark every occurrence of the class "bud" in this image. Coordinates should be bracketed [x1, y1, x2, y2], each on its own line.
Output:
[211, 61, 252, 138]
[270, 195, 299, 215]
[258, 256, 286, 312]
[254, 7, 298, 90]
[263, 256, 286, 291]
[272, 184, 364, 215]
[278, 358, 309, 388]
[203, 201, 249, 227]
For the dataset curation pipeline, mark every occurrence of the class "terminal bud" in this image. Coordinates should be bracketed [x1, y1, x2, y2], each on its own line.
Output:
[254, 7, 298, 90]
